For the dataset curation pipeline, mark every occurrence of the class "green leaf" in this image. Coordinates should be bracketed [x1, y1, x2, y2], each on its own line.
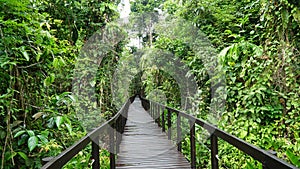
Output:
[55, 116, 64, 129]
[18, 152, 28, 161]
[68, 95, 75, 102]
[28, 136, 38, 152]
[0, 61, 17, 67]
[293, 9, 300, 22]
[52, 57, 65, 69]
[20, 46, 29, 61]
[18, 135, 28, 146]
[37, 135, 48, 144]
[0, 130, 5, 139]
[100, 4, 105, 11]
[41, 130, 50, 137]
[26, 130, 35, 137]
[286, 150, 300, 167]
[240, 130, 247, 139]
[256, 118, 261, 123]
[219, 45, 232, 61]
[50, 73, 55, 83]
[47, 117, 55, 128]
[44, 74, 55, 87]
[53, 58, 59, 69]
[65, 123, 72, 134]
[36, 52, 41, 62]
[44, 77, 51, 86]
[14, 130, 26, 138]
[7, 152, 17, 160]
[281, 9, 289, 29]
[246, 161, 256, 169]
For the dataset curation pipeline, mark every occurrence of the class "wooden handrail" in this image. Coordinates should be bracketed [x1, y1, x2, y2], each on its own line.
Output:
[41, 96, 135, 169]
[140, 96, 298, 169]
[41, 94, 298, 169]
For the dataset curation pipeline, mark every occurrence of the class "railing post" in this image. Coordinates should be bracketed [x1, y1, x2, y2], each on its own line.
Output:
[116, 116, 121, 153]
[167, 108, 172, 140]
[110, 124, 115, 169]
[155, 103, 158, 124]
[150, 102, 152, 117]
[190, 120, 196, 169]
[152, 102, 155, 119]
[92, 136, 100, 169]
[157, 105, 161, 127]
[177, 113, 182, 152]
[155, 103, 157, 120]
[211, 134, 218, 169]
[154, 103, 156, 120]
[162, 107, 165, 132]
[154, 103, 156, 119]
[151, 102, 153, 118]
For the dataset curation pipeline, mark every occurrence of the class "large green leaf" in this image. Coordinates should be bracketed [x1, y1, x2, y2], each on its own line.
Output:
[55, 116, 64, 129]
[14, 130, 26, 138]
[286, 150, 300, 167]
[28, 136, 38, 152]
[17, 152, 28, 161]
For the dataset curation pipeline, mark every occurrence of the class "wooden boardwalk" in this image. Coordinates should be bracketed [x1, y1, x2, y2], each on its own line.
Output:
[116, 98, 190, 169]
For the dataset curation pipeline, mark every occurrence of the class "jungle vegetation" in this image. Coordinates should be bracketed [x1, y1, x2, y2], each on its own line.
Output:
[0, 0, 299, 168]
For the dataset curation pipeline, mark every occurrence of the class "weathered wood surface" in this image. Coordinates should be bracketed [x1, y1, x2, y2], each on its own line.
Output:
[116, 99, 190, 169]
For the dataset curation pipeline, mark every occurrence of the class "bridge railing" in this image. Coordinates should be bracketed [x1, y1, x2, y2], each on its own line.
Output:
[140, 96, 298, 169]
[41, 96, 135, 169]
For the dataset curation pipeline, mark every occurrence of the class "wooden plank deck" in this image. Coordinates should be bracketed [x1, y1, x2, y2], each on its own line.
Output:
[116, 98, 190, 169]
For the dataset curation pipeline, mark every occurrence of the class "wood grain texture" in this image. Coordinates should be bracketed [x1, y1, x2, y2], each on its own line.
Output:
[116, 99, 190, 169]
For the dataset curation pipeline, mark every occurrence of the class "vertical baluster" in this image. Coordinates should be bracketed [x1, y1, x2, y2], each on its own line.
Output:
[122, 111, 126, 133]
[157, 104, 161, 127]
[211, 134, 218, 169]
[150, 102, 151, 117]
[153, 103, 155, 118]
[156, 103, 159, 124]
[92, 136, 100, 169]
[177, 113, 182, 152]
[149, 102, 152, 116]
[167, 108, 171, 140]
[110, 123, 115, 169]
[151, 102, 153, 118]
[116, 116, 121, 154]
[125, 102, 128, 129]
[162, 107, 165, 132]
[153, 102, 155, 119]
[155, 103, 157, 120]
[155, 103, 157, 123]
[153, 103, 158, 123]
[190, 120, 196, 169]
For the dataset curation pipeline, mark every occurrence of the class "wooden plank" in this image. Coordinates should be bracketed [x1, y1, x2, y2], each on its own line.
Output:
[116, 99, 190, 169]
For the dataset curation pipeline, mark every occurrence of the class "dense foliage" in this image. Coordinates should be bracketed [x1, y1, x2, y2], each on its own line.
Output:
[0, 0, 121, 168]
[0, 0, 299, 168]
[130, 0, 300, 168]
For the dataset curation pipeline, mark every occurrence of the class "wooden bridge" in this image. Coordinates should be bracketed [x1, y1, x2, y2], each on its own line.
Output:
[116, 99, 190, 168]
[41, 95, 298, 169]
